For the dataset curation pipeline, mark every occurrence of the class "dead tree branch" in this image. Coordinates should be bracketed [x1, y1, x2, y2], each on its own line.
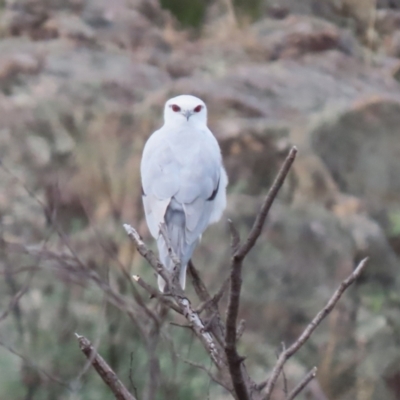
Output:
[123, 224, 170, 286]
[225, 221, 250, 400]
[188, 261, 226, 346]
[131, 275, 182, 314]
[262, 257, 368, 400]
[0, 338, 68, 388]
[122, 146, 368, 400]
[188, 260, 211, 302]
[225, 147, 298, 400]
[195, 276, 230, 314]
[75, 334, 136, 400]
[287, 367, 317, 400]
[123, 224, 226, 371]
[236, 146, 297, 260]
[178, 356, 230, 391]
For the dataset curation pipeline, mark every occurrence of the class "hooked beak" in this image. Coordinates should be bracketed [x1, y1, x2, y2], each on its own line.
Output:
[183, 110, 193, 121]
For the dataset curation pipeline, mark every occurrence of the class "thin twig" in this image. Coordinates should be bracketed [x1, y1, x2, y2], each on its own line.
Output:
[188, 261, 226, 345]
[0, 278, 31, 324]
[75, 334, 136, 400]
[203, 312, 218, 332]
[236, 146, 297, 260]
[188, 260, 211, 302]
[124, 224, 171, 287]
[0, 338, 68, 388]
[262, 257, 368, 400]
[228, 219, 240, 253]
[281, 343, 288, 397]
[195, 276, 230, 314]
[82, 207, 160, 330]
[178, 355, 230, 391]
[287, 367, 317, 400]
[128, 352, 138, 398]
[132, 275, 181, 314]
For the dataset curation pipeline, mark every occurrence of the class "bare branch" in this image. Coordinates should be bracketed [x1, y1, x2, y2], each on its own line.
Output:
[0, 279, 30, 324]
[263, 257, 368, 400]
[236, 146, 297, 260]
[178, 355, 230, 391]
[222, 148, 298, 400]
[188, 260, 211, 302]
[86, 219, 162, 330]
[0, 339, 68, 388]
[132, 275, 182, 314]
[128, 352, 138, 399]
[75, 334, 136, 400]
[225, 248, 250, 400]
[179, 297, 225, 368]
[123, 224, 170, 285]
[281, 343, 288, 398]
[228, 219, 240, 253]
[195, 275, 230, 314]
[188, 261, 226, 345]
[124, 225, 226, 370]
[287, 367, 317, 400]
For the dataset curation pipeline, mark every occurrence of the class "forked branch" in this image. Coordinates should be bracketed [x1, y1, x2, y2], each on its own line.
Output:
[287, 367, 317, 400]
[225, 147, 298, 400]
[262, 257, 368, 400]
[123, 225, 226, 371]
[75, 334, 136, 400]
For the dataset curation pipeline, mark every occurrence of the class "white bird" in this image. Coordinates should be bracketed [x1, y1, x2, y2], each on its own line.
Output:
[140, 95, 228, 292]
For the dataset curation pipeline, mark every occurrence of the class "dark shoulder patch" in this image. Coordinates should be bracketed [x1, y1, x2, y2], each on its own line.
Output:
[207, 178, 220, 201]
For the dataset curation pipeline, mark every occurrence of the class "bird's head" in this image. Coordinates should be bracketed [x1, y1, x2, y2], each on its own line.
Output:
[164, 95, 207, 126]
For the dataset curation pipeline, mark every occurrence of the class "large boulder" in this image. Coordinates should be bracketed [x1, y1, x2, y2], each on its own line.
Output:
[311, 97, 400, 215]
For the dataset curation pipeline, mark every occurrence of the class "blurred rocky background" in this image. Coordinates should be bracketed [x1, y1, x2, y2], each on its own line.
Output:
[1, 0, 400, 399]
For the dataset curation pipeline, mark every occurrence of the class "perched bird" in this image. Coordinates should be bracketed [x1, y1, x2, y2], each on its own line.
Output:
[140, 95, 228, 292]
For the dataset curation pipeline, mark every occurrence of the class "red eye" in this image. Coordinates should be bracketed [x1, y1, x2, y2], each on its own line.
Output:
[171, 104, 181, 112]
[194, 105, 202, 113]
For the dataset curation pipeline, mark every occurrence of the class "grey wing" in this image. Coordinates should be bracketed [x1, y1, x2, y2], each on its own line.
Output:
[177, 146, 224, 246]
[183, 197, 214, 245]
[141, 132, 180, 238]
[183, 165, 228, 245]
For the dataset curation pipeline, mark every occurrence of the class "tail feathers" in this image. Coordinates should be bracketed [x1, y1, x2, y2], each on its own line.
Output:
[157, 261, 188, 292]
[157, 236, 195, 292]
[157, 272, 168, 293]
[156, 208, 197, 292]
[179, 263, 188, 291]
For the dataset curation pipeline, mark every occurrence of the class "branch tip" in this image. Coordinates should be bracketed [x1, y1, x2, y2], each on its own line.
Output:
[287, 366, 318, 400]
[236, 145, 297, 259]
[263, 257, 368, 400]
[76, 334, 137, 400]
